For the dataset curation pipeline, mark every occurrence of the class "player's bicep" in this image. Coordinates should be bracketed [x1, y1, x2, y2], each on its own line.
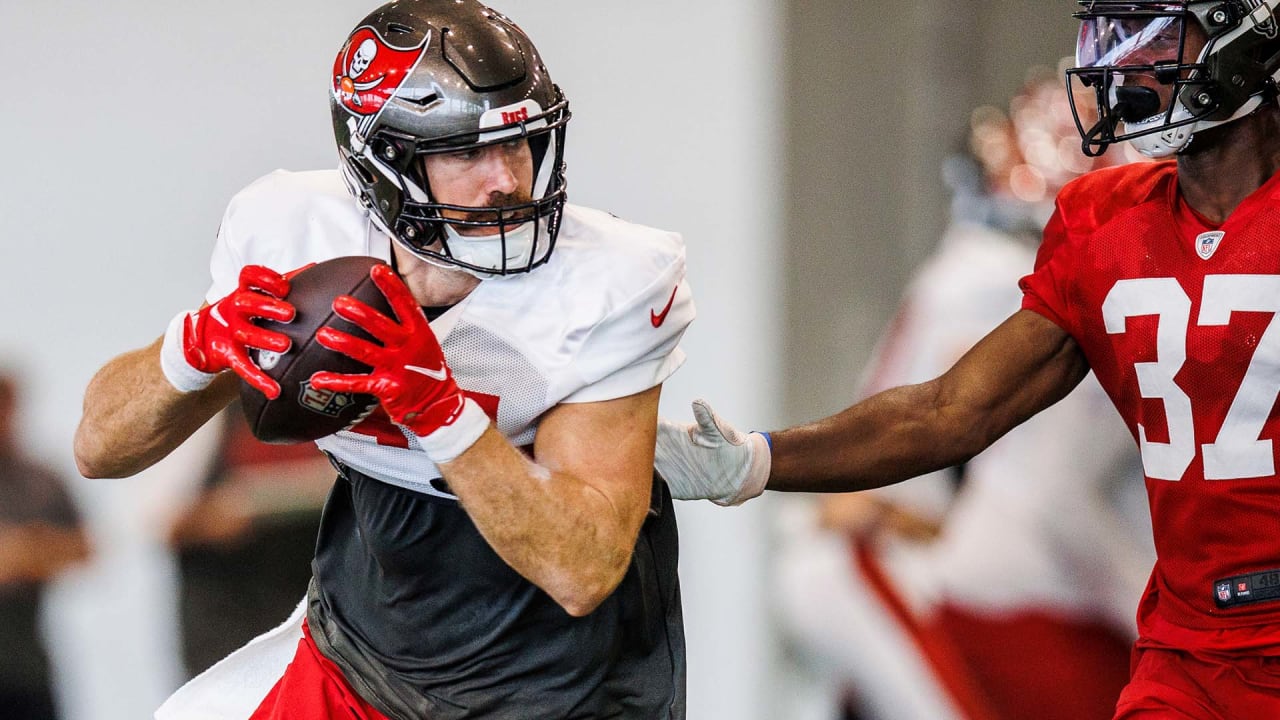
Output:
[938, 308, 1089, 448]
[534, 385, 661, 530]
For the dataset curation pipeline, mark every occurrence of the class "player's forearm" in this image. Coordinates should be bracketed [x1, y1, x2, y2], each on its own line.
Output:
[442, 428, 644, 617]
[768, 380, 989, 493]
[74, 339, 235, 478]
[770, 311, 1087, 494]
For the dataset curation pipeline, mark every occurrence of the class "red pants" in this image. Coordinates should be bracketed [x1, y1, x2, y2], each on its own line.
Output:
[248, 620, 390, 720]
[1114, 645, 1280, 719]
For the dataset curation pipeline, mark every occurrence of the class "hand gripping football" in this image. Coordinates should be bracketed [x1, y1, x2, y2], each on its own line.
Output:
[239, 256, 394, 443]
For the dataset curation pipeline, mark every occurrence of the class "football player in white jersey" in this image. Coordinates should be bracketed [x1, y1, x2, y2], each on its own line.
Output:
[74, 2, 693, 719]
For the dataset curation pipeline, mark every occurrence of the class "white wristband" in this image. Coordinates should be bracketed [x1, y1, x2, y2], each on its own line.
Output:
[159, 310, 217, 394]
[415, 397, 491, 464]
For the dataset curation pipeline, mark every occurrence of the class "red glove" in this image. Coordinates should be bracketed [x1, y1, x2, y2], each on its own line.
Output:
[159, 265, 296, 398]
[310, 263, 489, 462]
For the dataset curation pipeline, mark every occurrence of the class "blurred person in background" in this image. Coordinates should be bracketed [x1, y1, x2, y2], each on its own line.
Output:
[0, 370, 91, 719]
[166, 402, 333, 679]
[772, 67, 1155, 720]
[658, 2, 1280, 716]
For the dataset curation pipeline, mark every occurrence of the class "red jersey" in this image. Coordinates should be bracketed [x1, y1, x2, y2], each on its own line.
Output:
[1021, 161, 1280, 654]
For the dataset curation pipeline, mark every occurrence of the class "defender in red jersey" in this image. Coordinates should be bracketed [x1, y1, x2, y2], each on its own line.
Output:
[656, 2, 1280, 717]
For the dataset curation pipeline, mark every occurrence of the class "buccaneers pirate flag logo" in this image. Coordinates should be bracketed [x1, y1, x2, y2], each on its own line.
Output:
[332, 26, 431, 131]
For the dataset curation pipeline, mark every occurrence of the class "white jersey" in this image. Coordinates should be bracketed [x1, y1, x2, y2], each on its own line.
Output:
[207, 169, 695, 497]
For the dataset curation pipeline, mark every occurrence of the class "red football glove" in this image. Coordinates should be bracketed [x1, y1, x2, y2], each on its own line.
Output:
[159, 265, 296, 398]
[310, 264, 489, 462]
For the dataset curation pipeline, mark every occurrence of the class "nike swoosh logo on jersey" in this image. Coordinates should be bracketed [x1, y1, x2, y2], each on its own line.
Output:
[405, 364, 448, 381]
[650, 285, 679, 328]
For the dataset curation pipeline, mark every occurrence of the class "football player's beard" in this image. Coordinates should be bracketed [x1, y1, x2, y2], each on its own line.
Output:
[452, 190, 537, 234]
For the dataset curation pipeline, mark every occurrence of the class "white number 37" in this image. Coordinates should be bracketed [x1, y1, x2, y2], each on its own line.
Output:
[1103, 275, 1280, 481]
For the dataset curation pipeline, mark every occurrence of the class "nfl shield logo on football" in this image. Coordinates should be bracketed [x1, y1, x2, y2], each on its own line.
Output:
[1195, 231, 1225, 260]
[299, 381, 354, 417]
[1217, 581, 1232, 602]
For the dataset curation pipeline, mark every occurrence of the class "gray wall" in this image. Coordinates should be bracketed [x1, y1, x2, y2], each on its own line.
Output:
[782, 1, 1080, 419]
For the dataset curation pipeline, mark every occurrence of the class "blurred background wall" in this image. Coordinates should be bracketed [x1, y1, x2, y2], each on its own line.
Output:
[783, 0, 1078, 420]
[0, 1, 1079, 719]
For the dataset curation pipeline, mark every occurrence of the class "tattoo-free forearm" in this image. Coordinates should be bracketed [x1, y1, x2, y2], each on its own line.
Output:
[768, 310, 1088, 493]
[74, 339, 236, 479]
[440, 427, 646, 616]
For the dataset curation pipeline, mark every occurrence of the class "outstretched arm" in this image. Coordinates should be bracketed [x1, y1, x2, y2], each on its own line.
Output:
[772, 309, 1087, 492]
[658, 310, 1088, 499]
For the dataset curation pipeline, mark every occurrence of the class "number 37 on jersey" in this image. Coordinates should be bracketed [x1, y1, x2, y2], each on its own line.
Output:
[1102, 274, 1280, 482]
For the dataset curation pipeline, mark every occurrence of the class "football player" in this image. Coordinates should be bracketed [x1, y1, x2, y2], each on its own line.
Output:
[658, 2, 1280, 717]
[74, 1, 693, 718]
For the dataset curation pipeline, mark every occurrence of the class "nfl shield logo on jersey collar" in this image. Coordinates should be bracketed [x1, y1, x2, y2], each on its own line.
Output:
[1195, 231, 1225, 260]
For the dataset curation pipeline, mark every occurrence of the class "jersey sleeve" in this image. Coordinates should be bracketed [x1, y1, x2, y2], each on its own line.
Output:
[561, 254, 694, 404]
[1018, 203, 1078, 337]
[205, 173, 283, 303]
[204, 170, 379, 304]
[205, 216, 247, 304]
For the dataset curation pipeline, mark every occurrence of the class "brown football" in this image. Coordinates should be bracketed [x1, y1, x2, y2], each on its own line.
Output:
[239, 256, 393, 444]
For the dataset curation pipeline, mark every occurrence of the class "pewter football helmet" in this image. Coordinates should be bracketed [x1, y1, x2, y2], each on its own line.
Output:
[330, 0, 570, 275]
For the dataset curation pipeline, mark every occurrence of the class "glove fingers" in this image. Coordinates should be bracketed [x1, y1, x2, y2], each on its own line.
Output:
[231, 327, 291, 354]
[226, 350, 281, 399]
[370, 264, 428, 330]
[316, 327, 385, 366]
[332, 295, 405, 343]
[230, 293, 295, 324]
[690, 399, 719, 435]
[690, 398, 737, 447]
[701, 397, 747, 443]
[238, 265, 291, 299]
[309, 371, 376, 396]
[282, 262, 316, 281]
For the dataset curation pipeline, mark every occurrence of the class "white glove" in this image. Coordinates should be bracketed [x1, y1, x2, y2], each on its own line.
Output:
[655, 399, 771, 506]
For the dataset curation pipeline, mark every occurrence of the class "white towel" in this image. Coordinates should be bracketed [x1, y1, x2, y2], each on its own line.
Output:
[154, 597, 306, 720]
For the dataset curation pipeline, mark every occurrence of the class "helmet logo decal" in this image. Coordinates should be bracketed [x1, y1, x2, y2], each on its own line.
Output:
[333, 26, 431, 142]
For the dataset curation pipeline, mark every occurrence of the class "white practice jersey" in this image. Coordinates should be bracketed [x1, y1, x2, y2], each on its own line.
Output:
[207, 169, 694, 497]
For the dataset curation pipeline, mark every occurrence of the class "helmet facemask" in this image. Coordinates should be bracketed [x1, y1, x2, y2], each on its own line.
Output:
[1066, 1, 1280, 158]
[330, 0, 571, 277]
[358, 99, 569, 277]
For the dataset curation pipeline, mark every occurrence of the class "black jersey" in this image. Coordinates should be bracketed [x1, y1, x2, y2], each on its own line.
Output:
[309, 463, 686, 720]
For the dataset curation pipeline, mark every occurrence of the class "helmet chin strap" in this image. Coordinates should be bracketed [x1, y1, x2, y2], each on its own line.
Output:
[439, 221, 543, 279]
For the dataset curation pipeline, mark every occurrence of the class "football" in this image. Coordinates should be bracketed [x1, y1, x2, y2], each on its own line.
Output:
[239, 255, 393, 444]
